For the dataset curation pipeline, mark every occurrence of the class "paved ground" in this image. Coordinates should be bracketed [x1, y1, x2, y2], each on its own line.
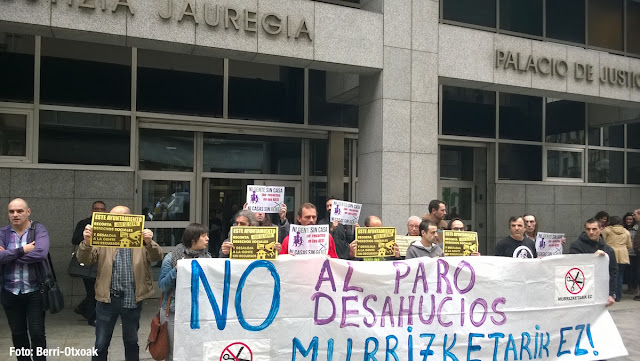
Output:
[0, 296, 638, 360]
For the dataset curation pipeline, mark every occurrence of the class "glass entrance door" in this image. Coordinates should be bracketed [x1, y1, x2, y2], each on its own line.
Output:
[204, 178, 300, 256]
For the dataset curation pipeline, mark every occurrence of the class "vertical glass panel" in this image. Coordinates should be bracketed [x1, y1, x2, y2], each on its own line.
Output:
[442, 86, 496, 138]
[142, 180, 191, 221]
[0, 113, 27, 157]
[137, 50, 223, 117]
[500, 0, 542, 36]
[443, 0, 496, 28]
[546, 99, 585, 144]
[629, 0, 640, 54]
[588, 126, 601, 146]
[229, 61, 303, 123]
[208, 178, 254, 254]
[309, 70, 358, 127]
[440, 146, 474, 181]
[498, 143, 542, 180]
[0, 33, 34, 103]
[547, 150, 582, 178]
[499, 93, 542, 141]
[148, 228, 185, 248]
[588, 0, 624, 51]
[588, 104, 626, 147]
[441, 187, 472, 220]
[309, 182, 328, 219]
[41, 38, 130, 109]
[628, 123, 640, 149]
[39, 110, 130, 165]
[546, 0, 585, 43]
[310, 139, 328, 176]
[139, 129, 193, 171]
[588, 150, 624, 183]
[628, 152, 640, 184]
[602, 125, 624, 148]
[202, 134, 301, 175]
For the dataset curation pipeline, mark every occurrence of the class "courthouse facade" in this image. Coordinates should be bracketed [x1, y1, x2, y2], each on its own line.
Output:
[1, 0, 640, 302]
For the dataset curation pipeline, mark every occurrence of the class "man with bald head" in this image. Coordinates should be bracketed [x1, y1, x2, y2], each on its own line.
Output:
[78, 205, 163, 361]
[0, 198, 50, 361]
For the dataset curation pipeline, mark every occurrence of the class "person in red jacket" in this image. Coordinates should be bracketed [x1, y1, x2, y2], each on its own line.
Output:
[280, 203, 338, 258]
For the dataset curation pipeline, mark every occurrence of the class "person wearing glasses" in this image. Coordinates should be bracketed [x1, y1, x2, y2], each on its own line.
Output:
[406, 216, 421, 236]
[219, 210, 282, 257]
[447, 218, 481, 256]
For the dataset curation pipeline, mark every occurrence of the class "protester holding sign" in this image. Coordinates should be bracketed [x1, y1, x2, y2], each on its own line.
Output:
[78, 206, 163, 361]
[405, 220, 443, 259]
[158, 223, 212, 361]
[280, 203, 338, 258]
[524, 213, 566, 249]
[318, 198, 356, 259]
[254, 203, 289, 243]
[494, 216, 538, 258]
[569, 218, 617, 306]
[219, 210, 262, 257]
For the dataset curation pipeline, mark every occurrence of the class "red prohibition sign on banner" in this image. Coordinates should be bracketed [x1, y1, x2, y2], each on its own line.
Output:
[220, 342, 253, 361]
[565, 267, 585, 295]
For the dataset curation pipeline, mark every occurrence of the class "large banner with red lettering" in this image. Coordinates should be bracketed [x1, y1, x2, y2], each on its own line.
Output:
[173, 255, 627, 360]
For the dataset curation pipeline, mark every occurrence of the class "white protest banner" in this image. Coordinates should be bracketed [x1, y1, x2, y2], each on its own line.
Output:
[329, 200, 361, 225]
[174, 255, 627, 361]
[287, 224, 330, 255]
[246, 185, 285, 213]
[536, 232, 565, 257]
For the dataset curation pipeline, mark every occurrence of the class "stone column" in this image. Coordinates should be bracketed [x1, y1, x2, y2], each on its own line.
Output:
[358, 0, 440, 230]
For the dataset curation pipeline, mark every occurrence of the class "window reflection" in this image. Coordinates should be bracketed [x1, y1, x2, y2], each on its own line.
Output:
[499, 143, 542, 181]
[443, 0, 496, 28]
[629, 0, 640, 54]
[0, 32, 34, 103]
[499, 93, 542, 142]
[588, 0, 624, 51]
[547, 150, 582, 178]
[546, 0, 585, 44]
[442, 86, 496, 138]
[0, 113, 27, 157]
[139, 129, 193, 171]
[628, 153, 640, 184]
[440, 146, 473, 181]
[546, 99, 585, 144]
[309, 70, 358, 128]
[500, 0, 542, 36]
[588, 150, 624, 183]
[142, 180, 190, 221]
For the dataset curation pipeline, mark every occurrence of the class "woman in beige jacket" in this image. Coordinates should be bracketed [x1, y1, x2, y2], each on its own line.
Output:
[603, 216, 633, 301]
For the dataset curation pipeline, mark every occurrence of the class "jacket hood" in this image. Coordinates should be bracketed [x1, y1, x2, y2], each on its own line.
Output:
[607, 224, 628, 235]
[577, 232, 604, 245]
[410, 240, 438, 251]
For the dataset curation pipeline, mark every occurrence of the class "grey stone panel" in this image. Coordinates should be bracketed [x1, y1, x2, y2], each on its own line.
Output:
[554, 185, 582, 205]
[28, 198, 75, 249]
[381, 152, 410, 205]
[555, 204, 585, 239]
[495, 184, 525, 204]
[74, 171, 134, 199]
[566, 46, 600, 97]
[382, 99, 411, 152]
[0, 169, 10, 197]
[409, 204, 428, 219]
[630, 188, 640, 208]
[525, 204, 555, 233]
[360, 203, 382, 225]
[0, 197, 9, 220]
[50, 0, 127, 46]
[382, 46, 411, 101]
[358, 99, 383, 155]
[383, 0, 410, 49]
[410, 102, 438, 155]
[252, 53, 313, 68]
[411, 50, 438, 104]
[381, 204, 409, 233]
[599, 53, 631, 101]
[11, 169, 75, 199]
[357, 152, 382, 204]
[438, 24, 494, 83]
[361, 0, 382, 13]
[525, 184, 554, 205]
[581, 186, 607, 205]
[0, 0, 51, 27]
[494, 203, 525, 236]
[256, 0, 314, 61]
[606, 187, 630, 206]
[313, 2, 383, 69]
[72, 198, 134, 226]
[359, 72, 382, 105]
[195, 0, 258, 58]
[410, 153, 437, 205]
[411, 0, 438, 53]
[531, 41, 567, 94]
[581, 204, 606, 224]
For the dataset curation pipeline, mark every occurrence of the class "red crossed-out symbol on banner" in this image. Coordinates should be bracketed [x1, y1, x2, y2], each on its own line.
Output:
[220, 342, 253, 361]
[565, 268, 585, 295]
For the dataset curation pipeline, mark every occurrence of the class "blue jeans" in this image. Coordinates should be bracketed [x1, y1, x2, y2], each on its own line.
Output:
[94, 296, 142, 361]
[1, 289, 46, 361]
[617, 263, 628, 301]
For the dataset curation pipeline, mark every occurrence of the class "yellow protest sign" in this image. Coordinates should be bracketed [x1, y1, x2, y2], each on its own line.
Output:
[355, 227, 396, 258]
[90, 212, 145, 248]
[395, 236, 420, 257]
[230, 226, 279, 260]
[443, 230, 479, 256]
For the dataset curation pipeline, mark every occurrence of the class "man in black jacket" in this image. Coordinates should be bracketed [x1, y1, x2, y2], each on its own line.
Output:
[71, 200, 106, 325]
[569, 218, 617, 306]
[318, 198, 356, 260]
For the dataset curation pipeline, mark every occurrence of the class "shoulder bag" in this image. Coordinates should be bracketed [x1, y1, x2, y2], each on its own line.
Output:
[30, 221, 65, 314]
[147, 291, 171, 360]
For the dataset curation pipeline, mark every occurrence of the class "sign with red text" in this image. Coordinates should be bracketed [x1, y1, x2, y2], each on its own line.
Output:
[287, 225, 330, 256]
[536, 232, 565, 257]
[246, 186, 285, 213]
[329, 200, 361, 225]
[174, 255, 627, 361]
